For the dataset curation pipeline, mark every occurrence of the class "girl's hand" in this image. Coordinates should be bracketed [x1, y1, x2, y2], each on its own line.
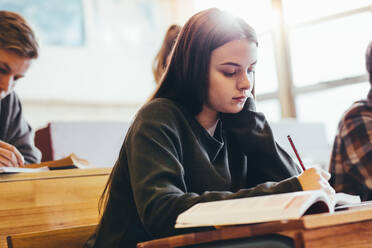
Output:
[297, 167, 336, 202]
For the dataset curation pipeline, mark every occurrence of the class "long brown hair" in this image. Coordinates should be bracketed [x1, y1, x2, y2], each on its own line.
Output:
[152, 24, 181, 84]
[151, 8, 258, 116]
[0, 10, 39, 58]
[367, 41, 372, 84]
[99, 8, 258, 214]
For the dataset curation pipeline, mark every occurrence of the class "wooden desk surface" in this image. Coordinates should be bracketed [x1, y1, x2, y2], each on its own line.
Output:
[137, 208, 372, 248]
[0, 167, 111, 182]
[0, 167, 111, 247]
[7, 224, 97, 248]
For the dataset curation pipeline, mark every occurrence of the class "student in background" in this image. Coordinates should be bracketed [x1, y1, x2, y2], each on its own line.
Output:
[0, 11, 41, 166]
[329, 41, 372, 201]
[86, 9, 334, 248]
[152, 24, 181, 84]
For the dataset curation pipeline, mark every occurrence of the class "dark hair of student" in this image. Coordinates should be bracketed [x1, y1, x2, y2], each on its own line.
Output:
[366, 41, 372, 84]
[99, 8, 258, 214]
[151, 8, 258, 116]
[0, 10, 39, 58]
[152, 24, 181, 84]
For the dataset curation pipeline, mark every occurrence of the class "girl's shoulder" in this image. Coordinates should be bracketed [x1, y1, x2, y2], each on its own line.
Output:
[138, 98, 182, 116]
[134, 98, 189, 127]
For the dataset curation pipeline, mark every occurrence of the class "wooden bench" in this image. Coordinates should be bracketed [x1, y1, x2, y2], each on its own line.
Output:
[7, 224, 97, 248]
[0, 168, 110, 247]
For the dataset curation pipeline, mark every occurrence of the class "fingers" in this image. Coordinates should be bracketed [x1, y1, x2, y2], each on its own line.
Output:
[322, 180, 336, 203]
[0, 147, 18, 167]
[297, 167, 334, 192]
[305, 167, 331, 181]
[320, 169, 331, 181]
[0, 141, 24, 167]
[0, 153, 16, 167]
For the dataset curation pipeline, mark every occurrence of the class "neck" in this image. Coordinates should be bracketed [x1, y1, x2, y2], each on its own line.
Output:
[195, 105, 218, 131]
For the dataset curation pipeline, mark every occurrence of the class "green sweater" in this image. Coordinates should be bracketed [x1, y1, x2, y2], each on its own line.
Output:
[88, 97, 302, 248]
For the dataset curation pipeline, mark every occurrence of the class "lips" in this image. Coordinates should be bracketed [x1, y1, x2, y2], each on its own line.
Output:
[232, 96, 247, 102]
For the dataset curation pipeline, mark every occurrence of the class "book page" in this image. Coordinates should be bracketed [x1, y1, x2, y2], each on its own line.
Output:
[183, 194, 293, 216]
[0, 166, 49, 174]
[335, 192, 361, 207]
[26, 153, 91, 169]
[175, 191, 322, 228]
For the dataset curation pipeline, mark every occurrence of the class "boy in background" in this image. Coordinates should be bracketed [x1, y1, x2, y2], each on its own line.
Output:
[0, 10, 41, 167]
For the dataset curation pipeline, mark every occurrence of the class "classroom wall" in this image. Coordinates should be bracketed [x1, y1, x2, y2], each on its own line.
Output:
[12, 0, 194, 129]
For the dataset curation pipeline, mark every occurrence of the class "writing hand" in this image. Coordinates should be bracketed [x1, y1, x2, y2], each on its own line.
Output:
[0, 140, 24, 167]
[297, 167, 336, 203]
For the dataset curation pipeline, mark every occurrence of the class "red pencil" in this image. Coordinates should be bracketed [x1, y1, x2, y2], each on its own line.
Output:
[287, 135, 306, 171]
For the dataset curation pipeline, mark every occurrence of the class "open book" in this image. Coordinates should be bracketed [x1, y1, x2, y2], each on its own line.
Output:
[175, 190, 361, 228]
[0, 153, 91, 174]
[26, 153, 91, 170]
[0, 166, 50, 174]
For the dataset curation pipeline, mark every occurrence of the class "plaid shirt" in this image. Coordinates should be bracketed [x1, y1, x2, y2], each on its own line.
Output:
[329, 88, 372, 201]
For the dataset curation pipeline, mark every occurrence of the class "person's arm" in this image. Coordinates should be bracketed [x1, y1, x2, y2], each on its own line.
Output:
[0, 93, 41, 165]
[220, 97, 302, 181]
[220, 97, 335, 202]
[125, 102, 302, 238]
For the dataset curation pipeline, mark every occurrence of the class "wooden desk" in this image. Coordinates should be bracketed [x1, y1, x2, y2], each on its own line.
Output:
[0, 167, 111, 182]
[137, 208, 372, 248]
[0, 168, 111, 248]
[7, 224, 97, 248]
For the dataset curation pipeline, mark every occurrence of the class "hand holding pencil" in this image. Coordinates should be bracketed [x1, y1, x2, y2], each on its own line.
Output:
[287, 135, 335, 200]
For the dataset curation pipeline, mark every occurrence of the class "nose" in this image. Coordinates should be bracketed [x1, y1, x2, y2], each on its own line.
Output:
[237, 73, 252, 92]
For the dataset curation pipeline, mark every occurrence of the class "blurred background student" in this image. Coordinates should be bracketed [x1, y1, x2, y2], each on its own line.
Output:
[0, 10, 41, 167]
[152, 24, 181, 84]
[329, 41, 372, 201]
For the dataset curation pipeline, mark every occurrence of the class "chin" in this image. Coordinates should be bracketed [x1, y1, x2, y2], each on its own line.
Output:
[234, 108, 244, 113]
[0, 92, 9, 100]
[225, 106, 244, 114]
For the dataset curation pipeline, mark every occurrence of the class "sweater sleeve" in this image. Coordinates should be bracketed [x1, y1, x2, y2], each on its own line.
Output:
[125, 100, 302, 238]
[1, 93, 41, 164]
[220, 97, 302, 182]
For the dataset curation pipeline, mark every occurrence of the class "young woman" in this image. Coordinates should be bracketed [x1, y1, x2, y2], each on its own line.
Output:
[86, 8, 334, 248]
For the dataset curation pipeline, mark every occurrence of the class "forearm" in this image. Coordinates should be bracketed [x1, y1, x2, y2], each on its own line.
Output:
[136, 170, 301, 238]
[221, 98, 301, 178]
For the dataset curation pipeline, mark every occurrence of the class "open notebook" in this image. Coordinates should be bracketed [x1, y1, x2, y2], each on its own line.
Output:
[175, 190, 361, 228]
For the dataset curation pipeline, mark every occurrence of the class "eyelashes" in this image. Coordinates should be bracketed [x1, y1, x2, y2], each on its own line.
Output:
[223, 71, 236, 77]
[222, 69, 255, 78]
[0, 68, 8, 74]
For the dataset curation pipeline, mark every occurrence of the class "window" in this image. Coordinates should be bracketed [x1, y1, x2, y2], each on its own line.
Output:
[289, 12, 372, 86]
[282, 0, 371, 25]
[297, 82, 370, 142]
[255, 99, 281, 122]
[255, 34, 279, 94]
[193, 0, 372, 146]
[0, 0, 85, 46]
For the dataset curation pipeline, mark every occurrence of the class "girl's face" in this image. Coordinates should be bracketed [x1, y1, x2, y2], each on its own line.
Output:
[0, 49, 32, 99]
[205, 39, 257, 114]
